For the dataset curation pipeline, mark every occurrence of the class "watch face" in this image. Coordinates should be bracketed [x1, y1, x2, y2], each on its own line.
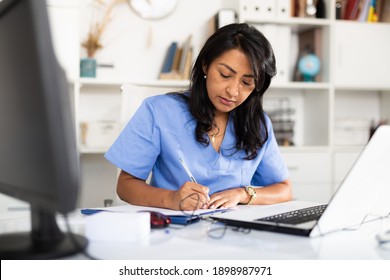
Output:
[130, 0, 178, 19]
[246, 186, 255, 195]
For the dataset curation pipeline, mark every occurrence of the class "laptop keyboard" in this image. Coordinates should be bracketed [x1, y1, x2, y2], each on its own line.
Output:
[256, 204, 328, 225]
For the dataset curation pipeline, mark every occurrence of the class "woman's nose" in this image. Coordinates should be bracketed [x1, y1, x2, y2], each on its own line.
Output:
[226, 79, 240, 97]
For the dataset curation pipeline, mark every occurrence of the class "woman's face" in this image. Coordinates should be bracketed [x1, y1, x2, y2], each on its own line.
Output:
[204, 48, 256, 116]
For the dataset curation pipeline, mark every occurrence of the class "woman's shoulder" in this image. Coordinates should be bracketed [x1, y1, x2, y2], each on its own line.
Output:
[141, 91, 190, 118]
[263, 111, 272, 124]
[144, 91, 189, 107]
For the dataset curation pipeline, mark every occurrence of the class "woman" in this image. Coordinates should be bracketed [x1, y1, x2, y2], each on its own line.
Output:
[105, 23, 292, 211]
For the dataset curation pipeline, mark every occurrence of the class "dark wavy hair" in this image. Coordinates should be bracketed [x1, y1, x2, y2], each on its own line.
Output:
[188, 23, 276, 160]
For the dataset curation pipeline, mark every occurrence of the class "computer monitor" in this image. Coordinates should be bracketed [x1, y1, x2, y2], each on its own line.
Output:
[0, 0, 88, 259]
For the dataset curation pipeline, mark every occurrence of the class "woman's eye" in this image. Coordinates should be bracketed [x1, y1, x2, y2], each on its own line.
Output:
[220, 72, 229, 78]
[242, 81, 253, 86]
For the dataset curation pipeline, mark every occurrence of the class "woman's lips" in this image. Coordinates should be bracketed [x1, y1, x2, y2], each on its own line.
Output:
[219, 96, 235, 106]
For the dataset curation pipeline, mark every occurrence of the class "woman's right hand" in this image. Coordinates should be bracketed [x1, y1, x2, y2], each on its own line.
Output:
[169, 182, 210, 211]
[117, 170, 210, 211]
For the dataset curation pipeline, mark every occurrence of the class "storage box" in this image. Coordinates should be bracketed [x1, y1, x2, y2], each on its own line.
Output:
[80, 121, 120, 148]
[334, 119, 370, 146]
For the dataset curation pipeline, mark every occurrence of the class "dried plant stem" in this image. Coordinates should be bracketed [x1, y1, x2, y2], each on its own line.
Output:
[81, 0, 126, 58]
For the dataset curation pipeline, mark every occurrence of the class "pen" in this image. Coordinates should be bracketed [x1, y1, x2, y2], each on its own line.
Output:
[179, 157, 210, 202]
[179, 157, 197, 183]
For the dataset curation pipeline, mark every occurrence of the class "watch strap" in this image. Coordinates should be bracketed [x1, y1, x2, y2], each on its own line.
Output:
[245, 186, 257, 205]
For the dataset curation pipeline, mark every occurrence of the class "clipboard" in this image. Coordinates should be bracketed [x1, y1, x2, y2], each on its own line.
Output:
[80, 205, 228, 225]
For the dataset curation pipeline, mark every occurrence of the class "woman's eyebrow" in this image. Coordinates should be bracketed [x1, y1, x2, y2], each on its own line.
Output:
[219, 63, 254, 78]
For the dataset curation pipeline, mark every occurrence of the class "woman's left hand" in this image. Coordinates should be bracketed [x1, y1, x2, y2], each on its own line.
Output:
[207, 180, 292, 209]
[207, 188, 246, 209]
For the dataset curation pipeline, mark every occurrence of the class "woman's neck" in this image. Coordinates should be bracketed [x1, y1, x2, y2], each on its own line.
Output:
[214, 112, 229, 126]
[208, 112, 229, 152]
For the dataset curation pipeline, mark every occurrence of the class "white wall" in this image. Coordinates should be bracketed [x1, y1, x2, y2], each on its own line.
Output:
[47, 0, 80, 80]
[79, 0, 238, 81]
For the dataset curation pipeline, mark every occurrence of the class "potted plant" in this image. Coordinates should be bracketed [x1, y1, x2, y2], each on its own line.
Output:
[80, 0, 126, 77]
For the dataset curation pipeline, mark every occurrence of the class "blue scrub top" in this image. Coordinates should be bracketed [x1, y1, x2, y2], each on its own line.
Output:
[104, 92, 289, 195]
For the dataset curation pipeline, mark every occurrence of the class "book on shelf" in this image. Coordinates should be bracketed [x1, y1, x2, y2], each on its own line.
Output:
[276, 0, 292, 18]
[159, 35, 192, 80]
[160, 41, 178, 74]
[208, 9, 237, 36]
[181, 47, 193, 80]
[358, 0, 373, 21]
[373, 0, 390, 22]
[380, 0, 390, 22]
[343, 0, 360, 20]
[178, 34, 192, 75]
[337, 0, 388, 22]
[256, 24, 291, 84]
[171, 47, 183, 73]
[335, 0, 348, 19]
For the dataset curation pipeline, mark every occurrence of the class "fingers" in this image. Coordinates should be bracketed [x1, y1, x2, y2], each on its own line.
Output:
[208, 189, 241, 209]
[208, 196, 229, 209]
[178, 182, 210, 210]
[177, 185, 241, 211]
[187, 183, 210, 204]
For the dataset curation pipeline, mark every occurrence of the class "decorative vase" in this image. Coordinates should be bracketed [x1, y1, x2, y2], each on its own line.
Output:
[80, 57, 96, 78]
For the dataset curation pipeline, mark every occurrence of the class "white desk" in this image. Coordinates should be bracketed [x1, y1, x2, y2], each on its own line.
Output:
[1, 209, 389, 260]
[86, 219, 390, 260]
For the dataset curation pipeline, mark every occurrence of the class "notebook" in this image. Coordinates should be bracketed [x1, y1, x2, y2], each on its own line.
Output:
[211, 125, 390, 237]
[81, 204, 226, 225]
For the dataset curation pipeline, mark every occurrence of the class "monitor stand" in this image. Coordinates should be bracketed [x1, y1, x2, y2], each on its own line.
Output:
[0, 206, 88, 259]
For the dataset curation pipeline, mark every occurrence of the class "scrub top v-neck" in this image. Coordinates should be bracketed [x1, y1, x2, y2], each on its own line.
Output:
[105, 92, 289, 195]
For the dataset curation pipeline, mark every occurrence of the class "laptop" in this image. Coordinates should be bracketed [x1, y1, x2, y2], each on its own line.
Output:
[212, 125, 390, 237]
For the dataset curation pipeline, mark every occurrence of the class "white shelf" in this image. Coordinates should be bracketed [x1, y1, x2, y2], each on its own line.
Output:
[279, 146, 331, 153]
[79, 146, 108, 154]
[78, 78, 123, 87]
[271, 82, 330, 90]
[78, 79, 331, 91]
[245, 17, 331, 28]
[335, 85, 390, 91]
[332, 146, 365, 153]
[78, 78, 190, 88]
[126, 79, 190, 88]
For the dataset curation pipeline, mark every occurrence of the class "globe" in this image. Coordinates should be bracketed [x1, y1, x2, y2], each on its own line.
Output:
[298, 54, 321, 82]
